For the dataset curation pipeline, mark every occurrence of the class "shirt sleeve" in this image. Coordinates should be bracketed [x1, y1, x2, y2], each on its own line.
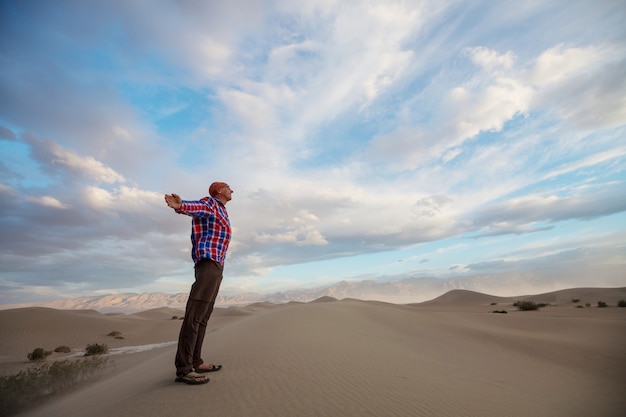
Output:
[177, 198, 216, 218]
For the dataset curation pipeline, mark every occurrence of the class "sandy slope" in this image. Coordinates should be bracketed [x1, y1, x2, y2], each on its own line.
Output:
[3, 288, 625, 417]
[0, 307, 182, 375]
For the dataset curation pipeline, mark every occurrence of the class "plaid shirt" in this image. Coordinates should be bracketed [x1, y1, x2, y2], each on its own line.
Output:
[176, 196, 231, 266]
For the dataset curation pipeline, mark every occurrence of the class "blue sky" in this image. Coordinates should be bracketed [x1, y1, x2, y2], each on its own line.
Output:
[1, 0, 625, 304]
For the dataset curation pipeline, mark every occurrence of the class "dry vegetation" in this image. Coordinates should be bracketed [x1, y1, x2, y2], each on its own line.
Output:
[0, 356, 109, 416]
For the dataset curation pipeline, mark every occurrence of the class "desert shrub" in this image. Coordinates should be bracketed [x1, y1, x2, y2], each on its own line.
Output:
[84, 343, 108, 356]
[576, 305, 585, 308]
[515, 301, 541, 311]
[571, 298, 580, 303]
[618, 300, 626, 307]
[491, 310, 508, 314]
[490, 302, 497, 306]
[27, 348, 52, 362]
[107, 330, 122, 337]
[585, 303, 591, 308]
[54, 345, 71, 353]
[597, 301, 608, 308]
[0, 356, 109, 416]
[171, 315, 179, 320]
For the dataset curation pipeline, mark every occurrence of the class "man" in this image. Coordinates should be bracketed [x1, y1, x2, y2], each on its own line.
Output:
[164, 182, 233, 385]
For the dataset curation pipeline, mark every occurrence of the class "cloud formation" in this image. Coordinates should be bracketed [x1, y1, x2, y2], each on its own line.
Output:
[0, 0, 624, 304]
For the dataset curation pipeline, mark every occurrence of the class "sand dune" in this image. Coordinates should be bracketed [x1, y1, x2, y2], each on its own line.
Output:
[129, 307, 186, 321]
[417, 289, 512, 306]
[0, 307, 182, 371]
[2, 288, 625, 417]
[418, 287, 626, 308]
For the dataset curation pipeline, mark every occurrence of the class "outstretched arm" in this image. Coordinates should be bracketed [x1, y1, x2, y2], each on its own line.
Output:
[164, 193, 182, 210]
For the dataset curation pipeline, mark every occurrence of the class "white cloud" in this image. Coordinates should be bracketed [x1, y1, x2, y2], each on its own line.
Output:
[85, 186, 115, 210]
[112, 125, 132, 141]
[254, 226, 328, 247]
[0, 183, 16, 195]
[531, 44, 599, 87]
[365, 127, 430, 169]
[22, 135, 126, 185]
[220, 88, 277, 131]
[442, 147, 462, 163]
[84, 186, 162, 212]
[472, 188, 626, 227]
[268, 40, 321, 69]
[529, 43, 626, 129]
[52, 147, 124, 184]
[449, 76, 532, 144]
[255, 231, 298, 244]
[293, 209, 320, 223]
[465, 46, 516, 72]
[298, 229, 328, 246]
[25, 195, 69, 209]
[218, 80, 299, 138]
[197, 37, 233, 78]
[364, 47, 533, 169]
[543, 147, 626, 180]
[363, 50, 414, 103]
[363, 40, 624, 173]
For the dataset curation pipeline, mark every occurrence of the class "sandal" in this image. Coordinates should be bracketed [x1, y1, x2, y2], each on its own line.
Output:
[196, 364, 222, 373]
[175, 371, 209, 385]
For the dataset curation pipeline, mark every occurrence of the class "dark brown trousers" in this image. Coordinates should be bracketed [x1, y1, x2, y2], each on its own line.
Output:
[175, 259, 223, 375]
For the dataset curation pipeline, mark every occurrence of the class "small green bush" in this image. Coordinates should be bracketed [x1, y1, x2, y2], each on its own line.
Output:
[597, 301, 608, 308]
[617, 300, 626, 307]
[84, 343, 108, 356]
[27, 348, 52, 362]
[54, 345, 71, 353]
[514, 301, 541, 311]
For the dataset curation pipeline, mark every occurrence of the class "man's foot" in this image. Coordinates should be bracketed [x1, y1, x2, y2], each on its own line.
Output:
[175, 371, 209, 385]
[195, 364, 222, 373]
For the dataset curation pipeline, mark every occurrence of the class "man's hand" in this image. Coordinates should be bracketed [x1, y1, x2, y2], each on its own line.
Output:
[164, 193, 182, 210]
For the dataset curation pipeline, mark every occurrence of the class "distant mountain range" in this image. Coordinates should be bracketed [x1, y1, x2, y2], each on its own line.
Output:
[3, 273, 621, 313]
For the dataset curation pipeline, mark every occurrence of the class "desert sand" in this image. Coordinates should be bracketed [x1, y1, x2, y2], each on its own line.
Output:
[1, 287, 625, 417]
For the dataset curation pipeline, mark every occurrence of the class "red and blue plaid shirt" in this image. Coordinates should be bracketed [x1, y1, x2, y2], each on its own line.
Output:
[177, 196, 231, 266]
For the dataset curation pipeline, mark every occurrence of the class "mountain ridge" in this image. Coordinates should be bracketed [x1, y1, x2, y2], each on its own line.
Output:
[1, 274, 624, 313]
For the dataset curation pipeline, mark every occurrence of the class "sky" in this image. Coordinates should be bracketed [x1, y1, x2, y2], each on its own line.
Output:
[1, 0, 625, 305]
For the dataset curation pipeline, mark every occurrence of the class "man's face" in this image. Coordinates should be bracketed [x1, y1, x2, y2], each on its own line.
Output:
[217, 185, 233, 201]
